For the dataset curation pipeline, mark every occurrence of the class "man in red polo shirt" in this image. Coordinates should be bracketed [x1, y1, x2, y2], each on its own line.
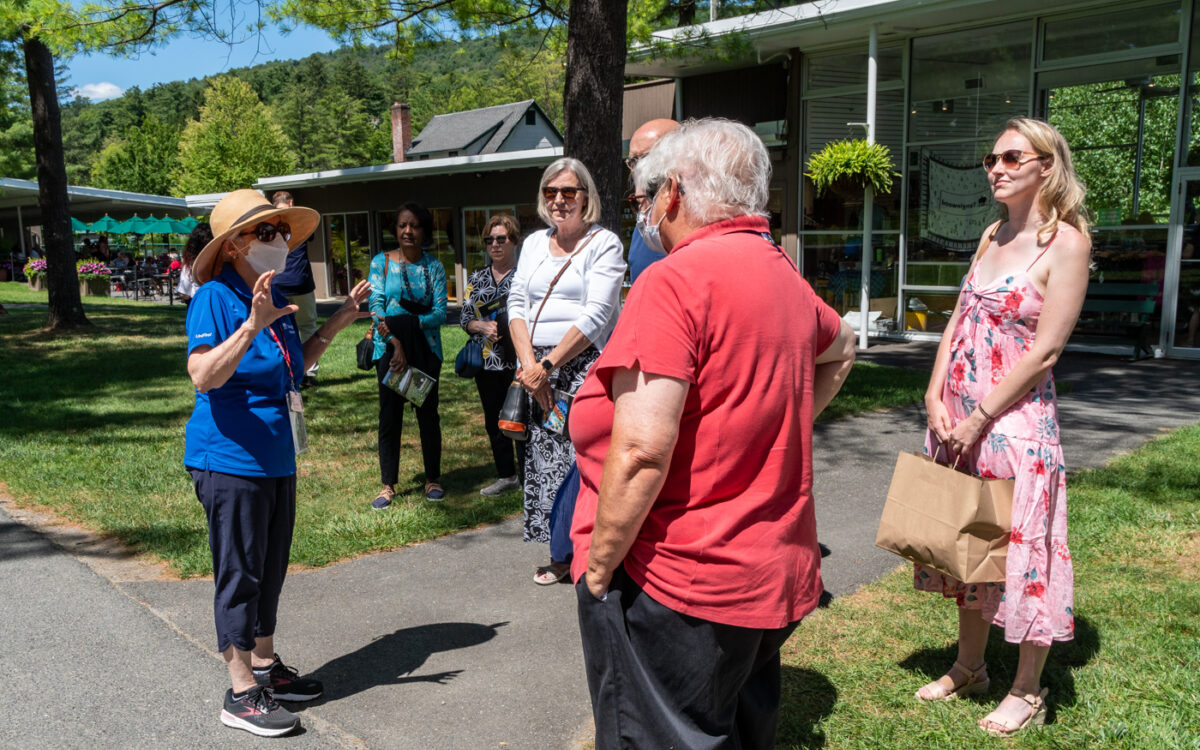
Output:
[569, 118, 856, 749]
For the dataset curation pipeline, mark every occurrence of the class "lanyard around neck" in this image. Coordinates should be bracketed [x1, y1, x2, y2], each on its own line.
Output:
[265, 323, 297, 388]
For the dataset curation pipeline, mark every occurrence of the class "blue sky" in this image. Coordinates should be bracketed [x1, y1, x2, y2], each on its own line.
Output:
[66, 24, 343, 100]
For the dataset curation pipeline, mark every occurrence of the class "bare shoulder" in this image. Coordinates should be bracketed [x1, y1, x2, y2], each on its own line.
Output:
[1050, 224, 1092, 266]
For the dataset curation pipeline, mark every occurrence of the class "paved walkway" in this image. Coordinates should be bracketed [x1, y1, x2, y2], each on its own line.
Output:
[1, 343, 1196, 749]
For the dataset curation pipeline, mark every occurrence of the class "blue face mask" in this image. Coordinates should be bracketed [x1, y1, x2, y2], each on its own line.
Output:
[636, 201, 667, 256]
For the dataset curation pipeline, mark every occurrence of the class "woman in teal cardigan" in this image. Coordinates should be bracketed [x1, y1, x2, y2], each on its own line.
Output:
[368, 202, 448, 508]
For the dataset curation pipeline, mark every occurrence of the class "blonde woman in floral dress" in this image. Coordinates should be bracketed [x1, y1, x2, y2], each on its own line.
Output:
[915, 118, 1091, 737]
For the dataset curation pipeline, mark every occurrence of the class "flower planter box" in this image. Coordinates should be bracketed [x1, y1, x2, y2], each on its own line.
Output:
[27, 276, 44, 292]
[79, 278, 111, 297]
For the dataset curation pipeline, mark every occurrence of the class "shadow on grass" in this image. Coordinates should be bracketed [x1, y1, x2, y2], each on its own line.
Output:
[776, 666, 838, 748]
[898, 615, 1099, 717]
[302, 621, 508, 706]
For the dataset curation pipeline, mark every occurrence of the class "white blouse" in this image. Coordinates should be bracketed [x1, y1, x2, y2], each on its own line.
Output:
[507, 225, 626, 348]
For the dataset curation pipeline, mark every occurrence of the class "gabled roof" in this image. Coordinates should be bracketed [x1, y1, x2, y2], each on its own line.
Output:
[407, 100, 561, 156]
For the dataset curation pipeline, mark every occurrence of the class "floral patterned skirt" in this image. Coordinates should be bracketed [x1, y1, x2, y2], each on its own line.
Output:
[914, 429, 1075, 646]
[522, 345, 598, 545]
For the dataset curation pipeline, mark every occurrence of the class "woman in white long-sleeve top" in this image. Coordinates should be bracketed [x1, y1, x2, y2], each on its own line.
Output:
[507, 157, 626, 585]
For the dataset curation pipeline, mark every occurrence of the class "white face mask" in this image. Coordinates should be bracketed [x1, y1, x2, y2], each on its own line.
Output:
[242, 235, 289, 276]
[636, 202, 667, 256]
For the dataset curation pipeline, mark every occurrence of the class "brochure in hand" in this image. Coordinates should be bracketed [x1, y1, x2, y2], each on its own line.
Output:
[380, 365, 437, 407]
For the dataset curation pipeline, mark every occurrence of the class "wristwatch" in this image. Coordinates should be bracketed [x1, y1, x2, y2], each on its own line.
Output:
[540, 358, 554, 372]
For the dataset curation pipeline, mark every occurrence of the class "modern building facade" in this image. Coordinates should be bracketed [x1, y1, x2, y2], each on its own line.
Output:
[629, 0, 1200, 359]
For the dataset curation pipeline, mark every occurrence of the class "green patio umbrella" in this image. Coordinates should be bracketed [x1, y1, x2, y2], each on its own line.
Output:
[70, 217, 89, 232]
[168, 218, 194, 234]
[139, 217, 180, 235]
[111, 215, 149, 234]
[89, 215, 121, 232]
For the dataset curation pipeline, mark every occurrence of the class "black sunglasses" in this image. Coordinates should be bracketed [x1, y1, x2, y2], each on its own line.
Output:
[482, 235, 511, 245]
[625, 193, 650, 213]
[240, 221, 291, 243]
[542, 186, 586, 201]
[982, 150, 1042, 171]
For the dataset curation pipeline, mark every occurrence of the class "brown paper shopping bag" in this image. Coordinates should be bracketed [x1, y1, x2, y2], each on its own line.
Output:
[874, 451, 1014, 583]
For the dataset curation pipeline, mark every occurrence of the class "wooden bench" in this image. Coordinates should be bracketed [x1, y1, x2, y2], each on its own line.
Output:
[1075, 282, 1158, 360]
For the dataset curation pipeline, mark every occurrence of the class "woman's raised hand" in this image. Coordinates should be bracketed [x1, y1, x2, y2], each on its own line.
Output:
[246, 270, 299, 332]
[327, 279, 372, 333]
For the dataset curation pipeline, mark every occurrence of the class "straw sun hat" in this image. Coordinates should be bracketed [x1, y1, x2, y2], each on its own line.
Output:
[194, 189, 320, 284]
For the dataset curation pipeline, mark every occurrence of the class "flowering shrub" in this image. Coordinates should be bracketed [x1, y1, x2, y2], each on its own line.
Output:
[24, 259, 47, 278]
[76, 261, 113, 281]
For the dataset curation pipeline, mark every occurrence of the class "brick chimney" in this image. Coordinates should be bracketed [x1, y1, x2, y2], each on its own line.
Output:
[390, 102, 412, 163]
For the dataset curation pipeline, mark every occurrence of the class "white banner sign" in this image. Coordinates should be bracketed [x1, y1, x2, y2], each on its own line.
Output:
[920, 154, 994, 252]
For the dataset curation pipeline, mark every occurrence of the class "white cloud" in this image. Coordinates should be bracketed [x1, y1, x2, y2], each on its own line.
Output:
[72, 82, 124, 101]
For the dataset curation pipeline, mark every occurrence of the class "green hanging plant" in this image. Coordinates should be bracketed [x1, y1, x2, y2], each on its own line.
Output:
[805, 139, 900, 197]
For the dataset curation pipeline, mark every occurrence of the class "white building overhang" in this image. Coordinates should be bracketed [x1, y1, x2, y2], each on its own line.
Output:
[252, 147, 565, 193]
[0, 177, 189, 223]
[626, 0, 1114, 77]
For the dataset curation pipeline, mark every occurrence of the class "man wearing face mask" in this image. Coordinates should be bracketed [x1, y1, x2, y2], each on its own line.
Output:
[185, 189, 372, 737]
[269, 191, 320, 388]
[625, 118, 678, 284]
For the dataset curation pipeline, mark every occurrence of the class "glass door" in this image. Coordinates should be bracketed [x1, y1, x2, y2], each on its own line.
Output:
[326, 213, 370, 297]
[1166, 174, 1200, 356]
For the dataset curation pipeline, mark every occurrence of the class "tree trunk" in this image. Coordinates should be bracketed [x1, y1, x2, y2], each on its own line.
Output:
[563, 0, 627, 233]
[24, 34, 88, 330]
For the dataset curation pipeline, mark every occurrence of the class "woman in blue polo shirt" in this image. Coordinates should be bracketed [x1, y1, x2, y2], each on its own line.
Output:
[185, 189, 369, 738]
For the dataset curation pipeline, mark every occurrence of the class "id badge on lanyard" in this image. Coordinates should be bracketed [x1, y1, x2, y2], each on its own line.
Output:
[268, 324, 309, 456]
[287, 390, 309, 455]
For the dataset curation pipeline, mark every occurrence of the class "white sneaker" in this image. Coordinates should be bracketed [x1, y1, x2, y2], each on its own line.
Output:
[480, 476, 520, 497]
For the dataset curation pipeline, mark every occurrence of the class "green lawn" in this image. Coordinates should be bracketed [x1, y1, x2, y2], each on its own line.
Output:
[0, 282, 927, 577]
[776, 423, 1200, 749]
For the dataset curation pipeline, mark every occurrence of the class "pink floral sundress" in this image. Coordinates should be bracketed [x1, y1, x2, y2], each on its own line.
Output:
[914, 237, 1075, 646]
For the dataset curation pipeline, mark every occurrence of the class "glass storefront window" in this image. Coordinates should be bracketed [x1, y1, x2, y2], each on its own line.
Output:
[1043, 3, 1181, 62]
[805, 46, 903, 91]
[1046, 71, 1180, 223]
[429, 208, 455, 300]
[800, 232, 900, 315]
[326, 213, 369, 297]
[1078, 225, 1168, 345]
[909, 23, 1031, 143]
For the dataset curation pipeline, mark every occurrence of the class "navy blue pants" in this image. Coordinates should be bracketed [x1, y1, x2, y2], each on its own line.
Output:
[189, 468, 296, 653]
[577, 566, 799, 750]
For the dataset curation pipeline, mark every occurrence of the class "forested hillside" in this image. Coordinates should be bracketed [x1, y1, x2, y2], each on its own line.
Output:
[7, 30, 566, 195]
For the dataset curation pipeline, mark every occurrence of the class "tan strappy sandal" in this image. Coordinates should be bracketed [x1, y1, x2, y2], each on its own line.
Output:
[979, 687, 1048, 737]
[915, 661, 990, 701]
